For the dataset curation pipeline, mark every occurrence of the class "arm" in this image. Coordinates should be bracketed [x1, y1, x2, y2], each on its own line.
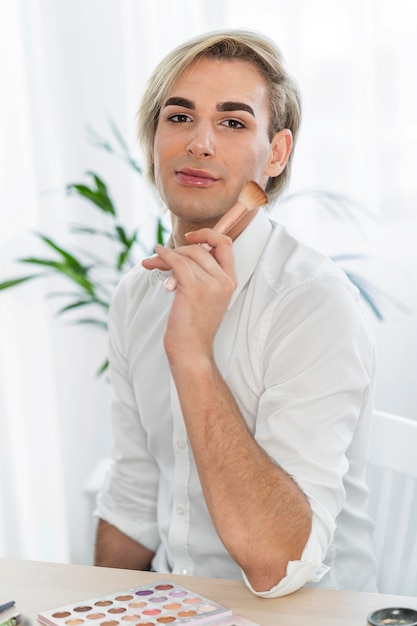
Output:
[170, 352, 311, 591]
[94, 272, 161, 569]
[95, 519, 154, 570]
[143, 231, 311, 592]
[94, 519, 154, 571]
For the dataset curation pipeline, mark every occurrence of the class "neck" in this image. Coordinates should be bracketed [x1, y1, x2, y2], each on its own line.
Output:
[170, 208, 261, 248]
[170, 215, 218, 247]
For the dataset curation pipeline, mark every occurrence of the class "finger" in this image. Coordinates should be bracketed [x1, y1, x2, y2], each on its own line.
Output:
[143, 245, 204, 292]
[146, 239, 237, 294]
[160, 245, 216, 292]
[185, 230, 237, 287]
[141, 254, 171, 272]
[152, 244, 196, 291]
[185, 228, 232, 248]
[154, 241, 232, 293]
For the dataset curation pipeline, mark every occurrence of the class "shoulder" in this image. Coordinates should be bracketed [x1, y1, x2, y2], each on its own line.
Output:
[260, 220, 356, 300]
[254, 220, 374, 347]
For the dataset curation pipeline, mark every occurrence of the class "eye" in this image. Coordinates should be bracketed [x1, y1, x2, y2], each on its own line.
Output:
[221, 119, 246, 129]
[168, 113, 192, 123]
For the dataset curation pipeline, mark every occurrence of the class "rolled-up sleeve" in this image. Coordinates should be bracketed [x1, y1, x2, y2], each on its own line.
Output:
[95, 276, 161, 552]
[243, 274, 374, 597]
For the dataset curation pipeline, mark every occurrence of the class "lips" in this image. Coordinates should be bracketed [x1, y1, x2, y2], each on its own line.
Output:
[175, 167, 219, 187]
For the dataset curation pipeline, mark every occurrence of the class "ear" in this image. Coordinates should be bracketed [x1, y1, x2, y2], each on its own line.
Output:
[264, 129, 293, 178]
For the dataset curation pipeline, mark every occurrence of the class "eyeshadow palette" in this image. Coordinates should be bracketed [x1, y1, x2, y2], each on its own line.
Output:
[37, 580, 259, 626]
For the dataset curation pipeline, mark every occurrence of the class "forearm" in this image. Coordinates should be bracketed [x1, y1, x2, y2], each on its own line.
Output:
[94, 518, 155, 570]
[169, 354, 312, 592]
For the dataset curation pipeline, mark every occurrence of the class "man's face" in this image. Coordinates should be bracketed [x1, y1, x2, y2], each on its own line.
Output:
[153, 57, 277, 228]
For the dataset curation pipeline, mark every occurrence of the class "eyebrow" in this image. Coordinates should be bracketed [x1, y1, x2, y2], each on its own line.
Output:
[163, 97, 255, 117]
[217, 101, 255, 116]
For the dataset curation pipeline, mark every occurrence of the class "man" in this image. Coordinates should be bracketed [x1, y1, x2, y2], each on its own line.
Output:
[94, 29, 376, 597]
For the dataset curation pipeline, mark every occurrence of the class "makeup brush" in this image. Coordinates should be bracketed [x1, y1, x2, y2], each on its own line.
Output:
[206, 180, 268, 240]
[165, 180, 267, 291]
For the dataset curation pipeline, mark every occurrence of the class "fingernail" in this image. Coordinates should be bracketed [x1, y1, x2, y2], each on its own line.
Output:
[164, 275, 177, 291]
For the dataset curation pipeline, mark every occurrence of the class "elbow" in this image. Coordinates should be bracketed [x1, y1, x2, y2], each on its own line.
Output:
[243, 551, 292, 593]
[242, 524, 312, 594]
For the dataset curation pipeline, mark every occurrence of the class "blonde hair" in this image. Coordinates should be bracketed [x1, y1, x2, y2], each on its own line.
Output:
[137, 29, 301, 203]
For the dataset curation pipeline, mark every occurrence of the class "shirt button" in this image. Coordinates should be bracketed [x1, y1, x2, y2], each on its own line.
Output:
[181, 569, 188, 575]
[177, 439, 187, 450]
[176, 506, 185, 516]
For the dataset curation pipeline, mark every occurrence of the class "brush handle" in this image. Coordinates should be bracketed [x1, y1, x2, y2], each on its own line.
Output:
[211, 201, 248, 235]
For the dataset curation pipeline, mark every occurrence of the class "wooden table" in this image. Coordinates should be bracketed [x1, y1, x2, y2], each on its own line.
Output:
[2, 559, 417, 626]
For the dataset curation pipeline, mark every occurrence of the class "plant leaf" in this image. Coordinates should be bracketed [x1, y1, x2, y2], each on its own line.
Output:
[70, 225, 103, 236]
[332, 253, 370, 262]
[18, 258, 95, 295]
[70, 318, 108, 330]
[157, 218, 167, 245]
[344, 271, 384, 320]
[0, 274, 41, 290]
[57, 299, 109, 315]
[116, 231, 138, 270]
[85, 125, 113, 153]
[96, 358, 109, 377]
[46, 290, 91, 300]
[115, 225, 129, 246]
[67, 171, 116, 216]
[108, 118, 143, 174]
[36, 234, 87, 269]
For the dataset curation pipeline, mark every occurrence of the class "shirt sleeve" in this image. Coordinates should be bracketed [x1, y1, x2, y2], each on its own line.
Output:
[244, 274, 374, 597]
[94, 273, 161, 553]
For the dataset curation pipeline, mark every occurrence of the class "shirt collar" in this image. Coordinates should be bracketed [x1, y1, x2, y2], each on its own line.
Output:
[228, 208, 273, 309]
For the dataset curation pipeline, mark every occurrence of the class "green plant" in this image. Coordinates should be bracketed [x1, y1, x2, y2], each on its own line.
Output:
[0, 122, 165, 375]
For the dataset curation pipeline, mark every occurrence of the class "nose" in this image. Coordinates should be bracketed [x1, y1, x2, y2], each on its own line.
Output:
[186, 121, 214, 158]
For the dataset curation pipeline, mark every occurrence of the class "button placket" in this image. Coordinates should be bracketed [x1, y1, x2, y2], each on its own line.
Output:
[168, 375, 194, 575]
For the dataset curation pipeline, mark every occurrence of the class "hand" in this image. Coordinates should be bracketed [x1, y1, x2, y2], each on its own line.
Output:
[142, 229, 237, 362]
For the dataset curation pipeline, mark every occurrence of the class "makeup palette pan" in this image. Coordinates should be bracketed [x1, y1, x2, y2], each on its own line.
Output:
[37, 581, 259, 626]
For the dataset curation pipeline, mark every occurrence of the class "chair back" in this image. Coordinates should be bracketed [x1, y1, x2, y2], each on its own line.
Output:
[366, 409, 417, 595]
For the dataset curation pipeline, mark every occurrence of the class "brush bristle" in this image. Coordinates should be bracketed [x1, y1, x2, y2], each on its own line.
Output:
[238, 181, 268, 210]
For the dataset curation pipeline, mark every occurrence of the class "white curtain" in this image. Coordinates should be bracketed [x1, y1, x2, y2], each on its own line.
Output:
[1, 0, 416, 564]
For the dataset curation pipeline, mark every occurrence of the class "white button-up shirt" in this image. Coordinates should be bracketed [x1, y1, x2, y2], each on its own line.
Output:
[96, 209, 377, 597]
